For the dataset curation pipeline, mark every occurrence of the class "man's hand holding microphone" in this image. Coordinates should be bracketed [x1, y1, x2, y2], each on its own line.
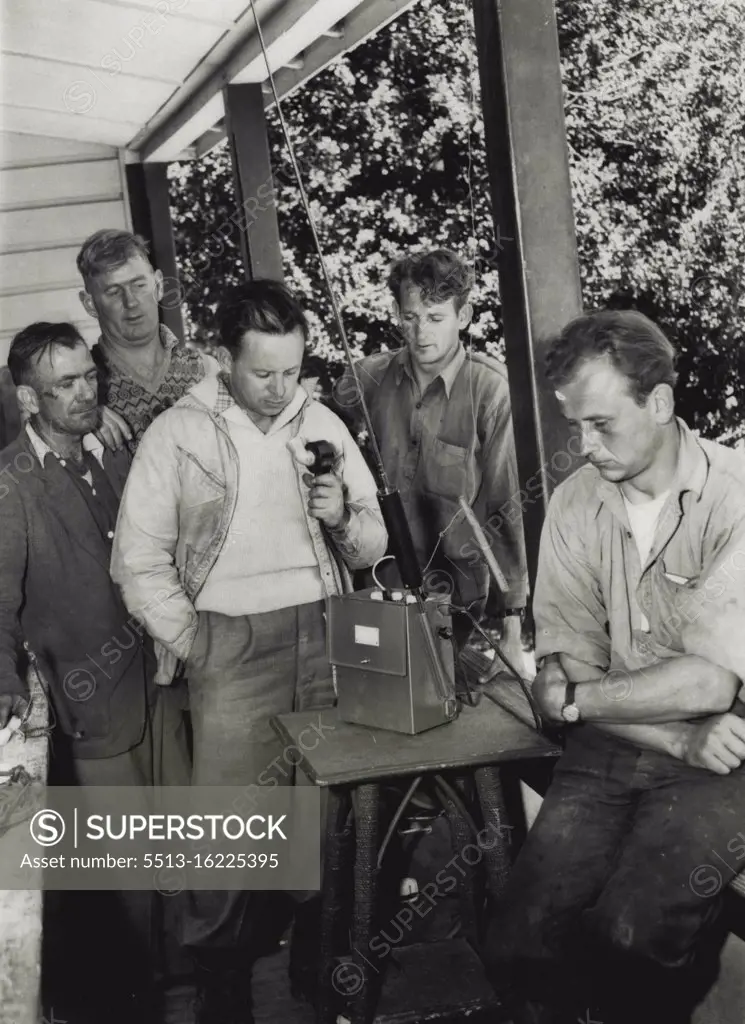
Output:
[288, 437, 349, 531]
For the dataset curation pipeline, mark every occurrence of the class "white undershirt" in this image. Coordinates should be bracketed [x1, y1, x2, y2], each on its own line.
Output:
[622, 490, 669, 631]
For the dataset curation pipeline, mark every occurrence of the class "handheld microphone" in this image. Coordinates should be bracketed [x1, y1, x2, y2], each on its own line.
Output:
[305, 439, 337, 476]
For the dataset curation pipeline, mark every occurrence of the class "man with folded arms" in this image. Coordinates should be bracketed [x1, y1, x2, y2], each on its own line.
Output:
[486, 310, 745, 1024]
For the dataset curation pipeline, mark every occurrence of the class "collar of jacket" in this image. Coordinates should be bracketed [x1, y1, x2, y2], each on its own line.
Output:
[1, 426, 128, 496]
[179, 371, 314, 423]
[167, 374, 350, 605]
[0, 430, 129, 572]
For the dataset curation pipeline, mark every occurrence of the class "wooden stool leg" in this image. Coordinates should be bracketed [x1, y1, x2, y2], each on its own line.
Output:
[351, 782, 381, 1024]
[474, 765, 513, 899]
[316, 786, 353, 1024]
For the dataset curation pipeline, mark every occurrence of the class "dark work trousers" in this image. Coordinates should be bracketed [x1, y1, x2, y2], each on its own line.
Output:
[43, 684, 192, 1014]
[484, 723, 745, 1024]
[180, 600, 336, 954]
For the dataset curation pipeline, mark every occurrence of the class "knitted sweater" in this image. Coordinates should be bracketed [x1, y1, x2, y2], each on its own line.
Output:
[195, 394, 324, 615]
[92, 325, 211, 449]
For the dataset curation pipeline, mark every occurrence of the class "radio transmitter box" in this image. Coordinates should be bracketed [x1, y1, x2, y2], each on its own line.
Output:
[327, 588, 457, 735]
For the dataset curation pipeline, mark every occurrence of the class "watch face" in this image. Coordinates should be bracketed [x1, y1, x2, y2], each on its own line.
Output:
[561, 703, 580, 724]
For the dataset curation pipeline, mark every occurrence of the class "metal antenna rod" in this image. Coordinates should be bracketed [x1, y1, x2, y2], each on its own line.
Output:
[245, 2, 456, 714]
[247, 0, 391, 493]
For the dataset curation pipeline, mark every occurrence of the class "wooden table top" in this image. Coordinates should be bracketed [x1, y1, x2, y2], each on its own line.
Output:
[271, 697, 560, 787]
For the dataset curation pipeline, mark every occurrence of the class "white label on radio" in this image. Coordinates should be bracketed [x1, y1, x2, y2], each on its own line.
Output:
[354, 624, 380, 647]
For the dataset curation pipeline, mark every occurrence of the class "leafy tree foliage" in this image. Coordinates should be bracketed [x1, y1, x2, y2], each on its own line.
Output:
[559, 0, 745, 435]
[169, 0, 745, 436]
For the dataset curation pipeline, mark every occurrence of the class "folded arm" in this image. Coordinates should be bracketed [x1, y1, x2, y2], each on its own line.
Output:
[555, 653, 739, 723]
[536, 654, 745, 774]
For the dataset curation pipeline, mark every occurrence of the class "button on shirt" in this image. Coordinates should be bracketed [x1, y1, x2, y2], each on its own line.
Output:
[337, 345, 528, 609]
[25, 425, 119, 544]
[622, 490, 670, 631]
[25, 423, 104, 484]
[534, 418, 745, 698]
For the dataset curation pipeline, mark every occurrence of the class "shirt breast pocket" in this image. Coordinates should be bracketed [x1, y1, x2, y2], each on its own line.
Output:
[658, 553, 700, 591]
[651, 561, 702, 648]
[424, 437, 470, 501]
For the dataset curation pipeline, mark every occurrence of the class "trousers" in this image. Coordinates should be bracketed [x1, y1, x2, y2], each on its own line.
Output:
[484, 724, 745, 1024]
[43, 684, 192, 1013]
[180, 600, 336, 951]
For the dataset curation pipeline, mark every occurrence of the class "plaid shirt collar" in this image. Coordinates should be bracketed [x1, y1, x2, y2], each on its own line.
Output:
[213, 373, 308, 428]
[214, 373, 234, 415]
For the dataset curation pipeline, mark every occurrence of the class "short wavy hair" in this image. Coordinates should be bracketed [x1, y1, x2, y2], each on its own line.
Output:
[77, 229, 152, 287]
[217, 279, 309, 356]
[8, 322, 86, 387]
[545, 309, 678, 405]
[387, 249, 475, 311]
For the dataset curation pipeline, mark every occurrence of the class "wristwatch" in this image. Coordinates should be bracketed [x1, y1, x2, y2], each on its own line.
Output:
[560, 680, 581, 724]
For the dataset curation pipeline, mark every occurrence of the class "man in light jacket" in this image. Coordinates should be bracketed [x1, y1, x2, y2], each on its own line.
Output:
[111, 279, 387, 1024]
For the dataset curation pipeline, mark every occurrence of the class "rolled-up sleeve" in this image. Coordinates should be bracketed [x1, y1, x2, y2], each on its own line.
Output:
[677, 526, 745, 694]
[533, 489, 610, 669]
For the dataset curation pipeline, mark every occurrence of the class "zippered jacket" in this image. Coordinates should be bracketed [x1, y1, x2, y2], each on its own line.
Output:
[110, 375, 388, 684]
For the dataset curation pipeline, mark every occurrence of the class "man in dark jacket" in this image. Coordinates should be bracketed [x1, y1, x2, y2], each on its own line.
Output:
[0, 321, 189, 1021]
[0, 320, 188, 779]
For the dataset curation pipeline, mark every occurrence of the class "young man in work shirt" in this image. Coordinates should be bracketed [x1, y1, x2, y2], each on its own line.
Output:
[334, 248, 528, 672]
[486, 310, 745, 1024]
